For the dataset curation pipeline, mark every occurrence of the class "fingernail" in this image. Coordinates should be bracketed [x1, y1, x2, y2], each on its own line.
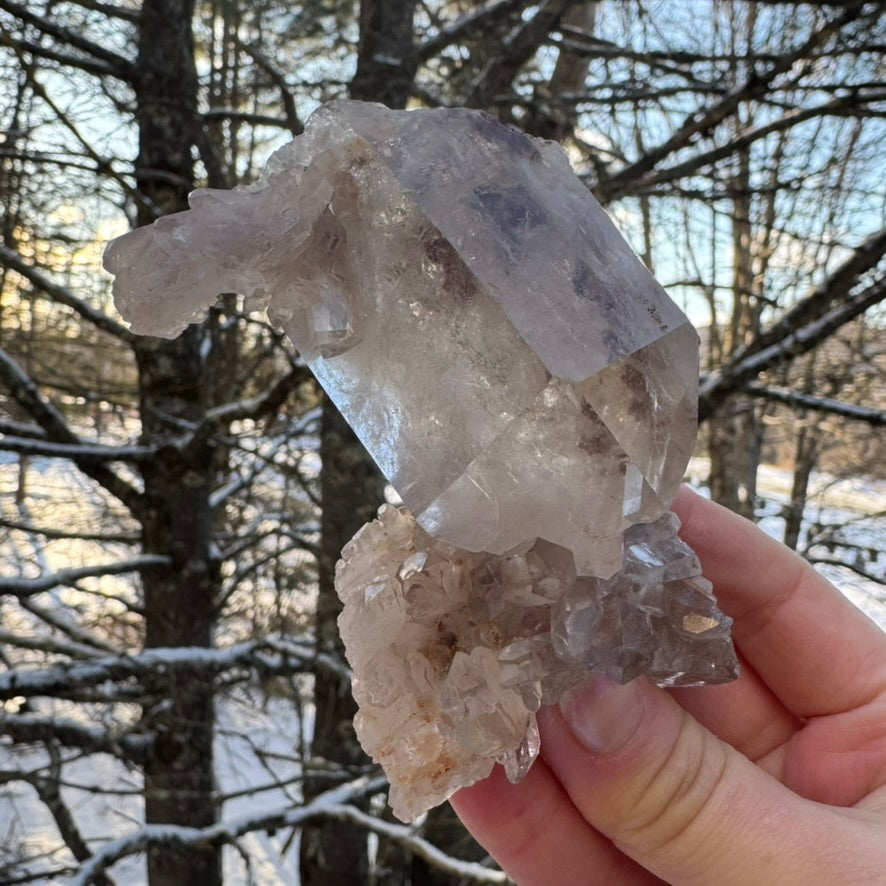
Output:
[559, 676, 646, 754]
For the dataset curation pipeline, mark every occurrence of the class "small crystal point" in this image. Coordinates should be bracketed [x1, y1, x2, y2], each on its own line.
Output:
[104, 100, 739, 822]
[500, 713, 540, 784]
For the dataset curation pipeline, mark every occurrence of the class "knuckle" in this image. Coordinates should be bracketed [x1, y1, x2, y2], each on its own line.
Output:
[619, 712, 734, 859]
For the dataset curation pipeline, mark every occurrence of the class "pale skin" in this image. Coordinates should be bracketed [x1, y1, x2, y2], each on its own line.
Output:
[451, 486, 886, 885]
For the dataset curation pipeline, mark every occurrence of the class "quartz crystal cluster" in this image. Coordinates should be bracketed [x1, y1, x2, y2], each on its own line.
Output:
[104, 100, 739, 822]
[337, 505, 734, 821]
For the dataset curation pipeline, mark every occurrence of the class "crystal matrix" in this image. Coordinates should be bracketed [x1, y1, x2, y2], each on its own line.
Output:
[105, 100, 738, 821]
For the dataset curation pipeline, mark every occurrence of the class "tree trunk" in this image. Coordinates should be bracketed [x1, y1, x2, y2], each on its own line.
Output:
[300, 397, 387, 886]
[350, 0, 418, 108]
[707, 131, 763, 519]
[706, 395, 762, 521]
[524, 1, 598, 141]
[783, 417, 819, 551]
[132, 2, 222, 882]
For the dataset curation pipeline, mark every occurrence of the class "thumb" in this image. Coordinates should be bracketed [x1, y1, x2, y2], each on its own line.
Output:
[538, 677, 859, 886]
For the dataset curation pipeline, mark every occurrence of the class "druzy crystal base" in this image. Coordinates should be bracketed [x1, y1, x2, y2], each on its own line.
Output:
[104, 99, 739, 823]
[337, 505, 736, 821]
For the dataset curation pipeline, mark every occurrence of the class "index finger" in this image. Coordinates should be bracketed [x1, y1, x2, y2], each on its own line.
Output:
[672, 485, 886, 719]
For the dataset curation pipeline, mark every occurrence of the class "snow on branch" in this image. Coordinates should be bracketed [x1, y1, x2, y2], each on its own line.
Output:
[0, 627, 109, 660]
[0, 712, 152, 764]
[72, 774, 506, 885]
[741, 383, 886, 426]
[0, 638, 349, 701]
[0, 555, 170, 598]
[323, 804, 509, 884]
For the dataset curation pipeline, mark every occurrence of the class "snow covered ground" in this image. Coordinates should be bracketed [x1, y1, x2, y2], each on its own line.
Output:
[0, 691, 309, 884]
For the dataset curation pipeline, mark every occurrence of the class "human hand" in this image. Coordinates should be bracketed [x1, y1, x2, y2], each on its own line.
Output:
[451, 486, 886, 885]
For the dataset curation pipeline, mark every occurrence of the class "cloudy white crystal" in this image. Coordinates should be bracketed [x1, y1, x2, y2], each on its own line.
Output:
[104, 100, 739, 822]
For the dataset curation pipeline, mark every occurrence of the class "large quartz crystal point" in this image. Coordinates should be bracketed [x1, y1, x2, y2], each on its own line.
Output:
[104, 99, 697, 577]
[104, 99, 740, 822]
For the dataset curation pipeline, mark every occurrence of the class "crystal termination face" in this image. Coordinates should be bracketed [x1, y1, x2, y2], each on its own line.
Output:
[104, 100, 739, 821]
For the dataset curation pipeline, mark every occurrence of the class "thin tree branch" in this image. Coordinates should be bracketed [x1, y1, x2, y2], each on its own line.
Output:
[806, 556, 885, 585]
[0, 712, 152, 764]
[700, 274, 886, 419]
[0, 347, 144, 517]
[594, 3, 872, 202]
[741, 382, 886, 425]
[201, 108, 291, 130]
[620, 89, 886, 197]
[33, 745, 115, 886]
[19, 71, 155, 219]
[0, 627, 108, 660]
[733, 225, 886, 363]
[17, 597, 121, 656]
[327, 804, 508, 883]
[189, 366, 309, 441]
[0, 0, 135, 81]
[0, 435, 154, 461]
[1, 34, 122, 78]
[0, 243, 134, 342]
[65, 0, 139, 23]
[0, 518, 138, 544]
[232, 39, 302, 135]
[0, 417, 46, 439]
[72, 776, 387, 884]
[467, 0, 571, 109]
[0, 555, 170, 598]
[417, 0, 530, 63]
[551, 32, 886, 67]
[0, 865, 79, 885]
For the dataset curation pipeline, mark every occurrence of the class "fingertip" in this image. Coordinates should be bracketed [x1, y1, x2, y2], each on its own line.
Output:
[672, 483, 727, 544]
